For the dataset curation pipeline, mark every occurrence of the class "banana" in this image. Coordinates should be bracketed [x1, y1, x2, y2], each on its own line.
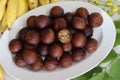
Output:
[28, 0, 38, 10]
[17, 0, 28, 18]
[0, 65, 4, 80]
[39, 0, 50, 6]
[0, 65, 4, 76]
[0, 0, 7, 21]
[6, 0, 18, 30]
[50, 0, 59, 3]
[1, 11, 8, 34]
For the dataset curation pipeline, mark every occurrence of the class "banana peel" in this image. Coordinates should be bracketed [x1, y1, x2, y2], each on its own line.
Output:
[0, 0, 7, 21]
[17, 0, 28, 18]
[28, 0, 38, 10]
[1, 11, 8, 34]
[6, 0, 18, 30]
[0, 65, 5, 80]
[39, 0, 50, 6]
[50, 0, 59, 3]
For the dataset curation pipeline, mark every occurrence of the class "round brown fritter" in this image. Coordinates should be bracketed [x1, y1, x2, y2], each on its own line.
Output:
[30, 58, 43, 71]
[58, 29, 72, 43]
[50, 6, 64, 18]
[53, 18, 67, 32]
[72, 32, 87, 48]
[89, 12, 103, 28]
[18, 27, 29, 40]
[64, 12, 74, 25]
[72, 17, 86, 30]
[25, 30, 40, 46]
[23, 49, 38, 64]
[72, 48, 86, 62]
[9, 39, 23, 54]
[35, 15, 50, 29]
[14, 52, 27, 67]
[27, 16, 37, 29]
[40, 28, 55, 44]
[75, 7, 89, 19]
[85, 38, 98, 53]
[83, 26, 93, 38]
[49, 43, 63, 58]
[60, 53, 73, 68]
[44, 56, 59, 71]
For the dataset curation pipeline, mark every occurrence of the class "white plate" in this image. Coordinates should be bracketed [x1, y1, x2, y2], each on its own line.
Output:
[0, 1, 116, 80]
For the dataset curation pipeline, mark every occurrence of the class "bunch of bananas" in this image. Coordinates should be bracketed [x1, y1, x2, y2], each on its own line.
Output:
[0, 0, 58, 34]
[0, 65, 4, 80]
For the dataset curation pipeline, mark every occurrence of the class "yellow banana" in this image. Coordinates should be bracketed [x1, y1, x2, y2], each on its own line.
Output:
[0, 65, 4, 76]
[0, 0, 7, 21]
[50, 0, 59, 3]
[17, 0, 28, 18]
[0, 24, 1, 36]
[1, 11, 8, 34]
[6, 0, 18, 30]
[39, 0, 50, 6]
[28, 0, 38, 10]
[0, 65, 4, 80]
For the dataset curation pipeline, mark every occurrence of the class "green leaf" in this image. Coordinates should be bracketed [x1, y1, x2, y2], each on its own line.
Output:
[114, 29, 120, 46]
[102, 50, 118, 63]
[89, 71, 106, 80]
[87, 66, 103, 75]
[114, 19, 120, 29]
[89, 71, 112, 80]
[71, 66, 102, 80]
[108, 58, 120, 80]
[104, 73, 113, 80]
[114, 19, 120, 46]
[71, 75, 88, 80]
